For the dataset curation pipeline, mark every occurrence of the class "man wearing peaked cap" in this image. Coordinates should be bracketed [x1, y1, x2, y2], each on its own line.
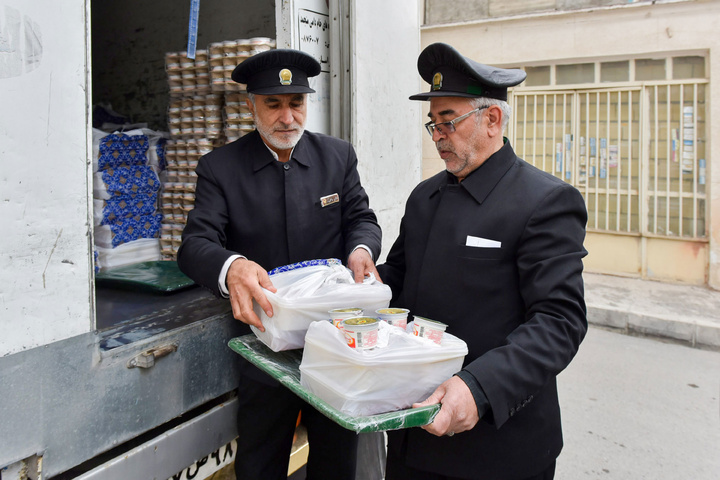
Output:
[378, 43, 588, 479]
[178, 48, 383, 480]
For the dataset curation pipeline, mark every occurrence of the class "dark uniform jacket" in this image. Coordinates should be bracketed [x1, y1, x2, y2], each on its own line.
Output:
[379, 141, 587, 480]
[178, 129, 381, 321]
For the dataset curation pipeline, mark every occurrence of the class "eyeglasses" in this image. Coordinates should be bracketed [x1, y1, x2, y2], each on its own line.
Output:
[424, 106, 488, 137]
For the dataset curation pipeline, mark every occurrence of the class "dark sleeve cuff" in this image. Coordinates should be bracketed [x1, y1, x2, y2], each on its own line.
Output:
[455, 370, 491, 420]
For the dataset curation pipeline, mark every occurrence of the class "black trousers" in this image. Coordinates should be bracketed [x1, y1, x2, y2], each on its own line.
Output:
[234, 376, 359, 480]
[386, 444, 556, 480]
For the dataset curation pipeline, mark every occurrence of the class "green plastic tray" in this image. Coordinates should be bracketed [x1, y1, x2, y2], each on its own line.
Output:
[228, 335, 440, 433]
[95, 260, 195, 292]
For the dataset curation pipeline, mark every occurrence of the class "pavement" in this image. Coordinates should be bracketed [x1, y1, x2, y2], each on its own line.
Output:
[584, 272, 720, 350]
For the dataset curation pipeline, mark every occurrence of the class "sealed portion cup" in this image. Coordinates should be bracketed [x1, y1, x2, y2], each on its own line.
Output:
[342, 316, 379, 349]
[328, 307, 363, 329]
[412, 316, 448, 345]
[375, 307, 410, 330]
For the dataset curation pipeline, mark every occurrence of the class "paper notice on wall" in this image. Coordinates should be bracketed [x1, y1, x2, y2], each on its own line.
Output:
[564, 134, 573, 180]
[297, 4, 331, 134]
[609, 145, 619, 168]
[556, 142, 563, 173]
[599, 138, 607, 179]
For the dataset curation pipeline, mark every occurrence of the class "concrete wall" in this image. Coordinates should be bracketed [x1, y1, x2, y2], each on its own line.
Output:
[0, 1, 93, 356]
[424, 0, 655, 25]
[421, 0, 720, 288]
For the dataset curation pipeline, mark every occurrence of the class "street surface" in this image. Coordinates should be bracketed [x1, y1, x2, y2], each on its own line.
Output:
[556, 326, 720, 479]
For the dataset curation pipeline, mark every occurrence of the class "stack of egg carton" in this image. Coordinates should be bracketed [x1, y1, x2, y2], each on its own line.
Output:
[160, 37, 275, 259]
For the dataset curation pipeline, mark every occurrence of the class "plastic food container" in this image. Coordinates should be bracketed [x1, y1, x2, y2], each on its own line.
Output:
[329, 307, 363, 329]
[412, 316, 447, 345]
[342, 317, 379, 349]
[375, 308, 410, 330]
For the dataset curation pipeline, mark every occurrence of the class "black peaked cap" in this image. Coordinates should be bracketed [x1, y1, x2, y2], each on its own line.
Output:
[231, 49, 321, 95]
[410, 43, 526, 101]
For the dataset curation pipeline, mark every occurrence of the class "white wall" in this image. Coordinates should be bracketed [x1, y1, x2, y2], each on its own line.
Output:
[0, 1, 92, 356]
[352, 0, 423, 260]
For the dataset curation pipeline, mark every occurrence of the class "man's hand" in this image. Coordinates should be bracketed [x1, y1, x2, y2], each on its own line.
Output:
[414, 376, 479, 437]
[226, 258, 277, 332]
[348, 247, 382, 283]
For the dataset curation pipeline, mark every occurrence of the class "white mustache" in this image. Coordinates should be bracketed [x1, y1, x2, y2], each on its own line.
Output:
[436, 141, 453, 153]
[274, 123, 300, 131]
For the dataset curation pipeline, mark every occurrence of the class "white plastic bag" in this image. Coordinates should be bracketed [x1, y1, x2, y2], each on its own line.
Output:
[299, 320, 468, 416]
[251, 260, 392, 352]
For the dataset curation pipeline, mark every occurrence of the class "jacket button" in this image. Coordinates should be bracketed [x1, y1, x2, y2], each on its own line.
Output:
[509, 408, 515, 416]
[283, 163, 290, 170]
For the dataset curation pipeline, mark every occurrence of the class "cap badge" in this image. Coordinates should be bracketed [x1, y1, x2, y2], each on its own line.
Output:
[279, 68, 293, 85]
[432, 72, 443, 91]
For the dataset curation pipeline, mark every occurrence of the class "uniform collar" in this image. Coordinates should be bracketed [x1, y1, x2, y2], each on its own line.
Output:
[433, 140, 515, 204]
[250, 130, 311, 172]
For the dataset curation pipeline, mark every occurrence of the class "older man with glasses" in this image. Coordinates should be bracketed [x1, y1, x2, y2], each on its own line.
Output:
[378, 43, 589, 480]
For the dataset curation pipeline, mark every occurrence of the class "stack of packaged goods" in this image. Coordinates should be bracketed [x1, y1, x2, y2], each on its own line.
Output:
[92, 128, 168, 271]
[160, 37, 275, 259]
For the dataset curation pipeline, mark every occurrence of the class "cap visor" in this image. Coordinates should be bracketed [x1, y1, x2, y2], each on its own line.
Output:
[248, 85, 316, 95]
[409, 91, 481, 101]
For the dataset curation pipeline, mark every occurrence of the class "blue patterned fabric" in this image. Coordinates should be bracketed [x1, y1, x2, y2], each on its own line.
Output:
[268, 258, 343, 276]
[100, 166, 161, 196]
[98, 193, 158, 224]
[104, 213, 163, 247]
[98, 133, 150, 170]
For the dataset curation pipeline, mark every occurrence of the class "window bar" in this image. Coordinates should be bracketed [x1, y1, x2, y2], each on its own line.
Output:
[653, 85, 660, 235]
[531, 95, 538, 169]
[605, 90, 611, 230]
[594, 91, 600, 230]
[615, 91, 622, 232]
[665, 85, 671, 236]
[551, 95, 557, 175]
[521, 94, 528, 162]
[692, 83, 698, 238]
[678, 85, 684, 236]
[566, 93, 572, 182]
[558, 93, 567, 179]
[542, 94, 548, 173]
[627, 90, 633, 232]
[571, 92, 577, 185]
[640, 86, 650, 238]
[584, 93, 590, 201]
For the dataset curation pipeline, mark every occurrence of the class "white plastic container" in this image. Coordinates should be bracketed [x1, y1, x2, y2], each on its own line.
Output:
[329, 307, 363, 330]
[412, 316, 448, 345]
[375, 308, 410, 330]
[342, 316, 379, 349]
[300, 321, 468, 416]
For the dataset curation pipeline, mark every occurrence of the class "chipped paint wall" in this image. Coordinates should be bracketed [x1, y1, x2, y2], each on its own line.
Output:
[0, 0, 92, 356]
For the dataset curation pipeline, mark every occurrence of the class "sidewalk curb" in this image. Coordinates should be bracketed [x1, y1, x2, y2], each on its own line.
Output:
[587, 304, 720, 350]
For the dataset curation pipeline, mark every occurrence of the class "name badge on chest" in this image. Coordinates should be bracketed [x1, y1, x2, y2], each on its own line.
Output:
[320, 193, 340, 207]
